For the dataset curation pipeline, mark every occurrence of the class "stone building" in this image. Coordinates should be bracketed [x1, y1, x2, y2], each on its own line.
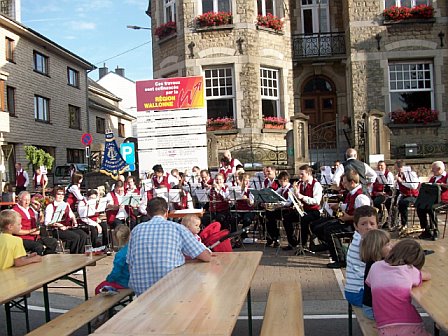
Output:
[147, 0, 447, 172]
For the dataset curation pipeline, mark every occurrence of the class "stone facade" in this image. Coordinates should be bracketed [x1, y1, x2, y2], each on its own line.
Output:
[150, 0, 294, 168]
[0, 15, 93, 189]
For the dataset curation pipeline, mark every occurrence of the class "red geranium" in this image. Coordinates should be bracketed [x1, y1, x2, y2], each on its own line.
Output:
[196, 12, 232, 27]
[257, 13, 284, 32]
[389, 108, 438, 124]
[155, 21, 177, 39]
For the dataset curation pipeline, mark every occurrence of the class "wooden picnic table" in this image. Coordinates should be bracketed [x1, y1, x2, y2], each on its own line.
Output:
[0, 254, 105, 335]
[412, 241, 448, 334]
[95, 251, 262, 336]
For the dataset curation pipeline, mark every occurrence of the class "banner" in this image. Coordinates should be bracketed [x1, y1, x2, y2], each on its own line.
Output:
[100, 132, 129, 180]
[136, 76, 204, 112]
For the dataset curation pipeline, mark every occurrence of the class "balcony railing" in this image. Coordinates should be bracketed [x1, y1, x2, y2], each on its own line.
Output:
[292, 32, 346, 59]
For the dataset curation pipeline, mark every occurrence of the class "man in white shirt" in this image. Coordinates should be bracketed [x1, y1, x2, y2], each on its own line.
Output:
[15, 163, 29, 194]
[332, 148, 377, 188]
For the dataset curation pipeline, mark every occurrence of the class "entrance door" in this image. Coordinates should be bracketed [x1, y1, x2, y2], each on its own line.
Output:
[301, 76, 337, 149]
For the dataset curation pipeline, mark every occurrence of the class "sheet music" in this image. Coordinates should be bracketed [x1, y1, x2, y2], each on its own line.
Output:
[195, 189, 209, 202]
[228, 186, 243, 201]
[154, 187, 169, 201]
[210, 171, 218, 179]
[250, 177, 264, 190]
[96, 197, 109, 212]
[120, 194, 142, 207]
[49, 203, 66, 225]
[320, 166, 333, 185]
[168, 189, 182, 203]
[142, 179, 153, 192]
[323, 202, 334, 217]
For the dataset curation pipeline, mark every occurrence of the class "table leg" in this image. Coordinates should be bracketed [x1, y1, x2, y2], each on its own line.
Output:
[5, 301, 12, 336]
[434, 322, 440, 336]
[247, 288, 253, 336]
[82, 267, 92, 334]
[43, 283, 51, 322]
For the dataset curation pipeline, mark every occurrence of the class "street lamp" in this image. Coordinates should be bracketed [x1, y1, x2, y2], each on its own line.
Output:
[127, 25, 151, 30]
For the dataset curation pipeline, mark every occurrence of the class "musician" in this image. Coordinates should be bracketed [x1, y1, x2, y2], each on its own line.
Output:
[105, 181, 135, 229]
[264, 166, 279, 190]
[290, 164, 322, 248]
[65, 172, 84, 212]
[233, 173, 255, 240]
[332, 148, 377, 188]
[78, 189, 108, 247]
[265, 171, 298, 249]
[394, 160, 419, 230]
[199, 169, 213, 189]
[33, 167, 48, 195]
[152, 164, 178, 189]
[171, 173, 194, 211]
[208, 173, 231, 230]
[310, 169, 371, 268]
[125, 175, 140, 195]
[371, 161, 395, 215]
[44, 186, 88, 254]
[417, 161, 447, 240]
[219, 150, 242, 179]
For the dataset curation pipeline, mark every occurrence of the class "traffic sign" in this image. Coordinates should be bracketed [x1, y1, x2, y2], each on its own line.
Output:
[120, 143, 135, 165]
[81, 133, 93, 146]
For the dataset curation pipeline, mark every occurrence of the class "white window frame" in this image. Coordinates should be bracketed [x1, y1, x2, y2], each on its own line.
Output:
[33, 51, 49, 75]
[385, 0, 429, 8]
[204, 66, 235, 119]
[164, 0, 176, 23]
[258, 0, 277, 16]
[34, 95, 49, 122]
[260, 67, 281, 117]
[388, 61, 434, 111]
[199, 0, 231, 14]
[301, 0, 330, 34]
[67, 67, 79, 87]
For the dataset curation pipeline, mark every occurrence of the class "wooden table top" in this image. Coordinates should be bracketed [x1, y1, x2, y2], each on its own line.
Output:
[0, 254, 105, 304]
[168, 209, 204, 218]
[411, 241, 448, 333]
[0, 201, 16, 207]
[95, 251, 262, 336]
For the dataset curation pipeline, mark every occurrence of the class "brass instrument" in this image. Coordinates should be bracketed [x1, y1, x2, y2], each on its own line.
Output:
[289, 189, 305, 217]
[335, 201, 344, 219]
[264, 202, 283, 211]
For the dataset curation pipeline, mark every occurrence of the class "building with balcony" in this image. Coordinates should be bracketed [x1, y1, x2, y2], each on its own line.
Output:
[147, 0, 447, 170]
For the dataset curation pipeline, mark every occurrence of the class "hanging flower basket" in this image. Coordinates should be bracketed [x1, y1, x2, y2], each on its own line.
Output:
[263, 116, 286, 129]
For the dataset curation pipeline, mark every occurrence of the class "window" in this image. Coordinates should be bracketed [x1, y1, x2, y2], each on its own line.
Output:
[200, 0, 231, 13]
[5, 37, 14, 62]
[96, 117, 106, 134]
[69, 105, 81, 129]
[6, 86, 15, 116]
[33, 51, 49, 75]
[164, 0, 176, 23]
[260, 67, 280, 118]
[34, 95, 49, 122]
[388, 62, 434, 112]
[118, 123, 125, 138]
[67, 149, 85, 164]
[385, 0, 429, 8]
[67, 67, 79, 87]
[204, 67, 234, 120]
[258, 0, 276, 16]
[301, 0, 329, 34]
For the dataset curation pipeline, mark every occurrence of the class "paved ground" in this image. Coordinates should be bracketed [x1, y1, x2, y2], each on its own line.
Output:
[1, 225, 447, 335]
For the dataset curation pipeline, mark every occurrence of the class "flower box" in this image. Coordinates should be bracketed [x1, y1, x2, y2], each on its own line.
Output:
[383, 5, 434, 21]
[263, 116, 287, 129]
[256, 14, 284, 32]
[196, 11, 232, 28]
[207, 117, 235, 131]
[389, 108, 438, 125]
[155, 21, 177, 39]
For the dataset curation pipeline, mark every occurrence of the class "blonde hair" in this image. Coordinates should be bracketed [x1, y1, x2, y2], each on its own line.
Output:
[385, 239, 425, 270]
[360, 229, 390, 263]
[181, 214, 200, 229]
[0, 210, 21, 231]
[114, 225, 130, 247]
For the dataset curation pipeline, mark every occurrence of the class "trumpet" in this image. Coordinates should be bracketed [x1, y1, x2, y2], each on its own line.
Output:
[289, 189, 305, 217]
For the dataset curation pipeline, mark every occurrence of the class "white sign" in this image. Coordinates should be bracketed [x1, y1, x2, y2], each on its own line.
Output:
[139, 134, 207, 150]
[139, 147, 208, 173]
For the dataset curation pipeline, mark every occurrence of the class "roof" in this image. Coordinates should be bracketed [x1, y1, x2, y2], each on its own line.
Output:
[0, 14, 95, 70]
[88, 82, 135, 121]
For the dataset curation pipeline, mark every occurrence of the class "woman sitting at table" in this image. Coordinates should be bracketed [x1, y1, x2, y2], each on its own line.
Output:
[44, 186, 88, 254]
[65, 172, 84, 212]
[1, 183, 15, 210]
[208, 173, 231, 230]
[78, 189, 108, 247]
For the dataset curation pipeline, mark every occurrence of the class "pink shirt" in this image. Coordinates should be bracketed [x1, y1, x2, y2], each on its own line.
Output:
[366, 260, 422, 328]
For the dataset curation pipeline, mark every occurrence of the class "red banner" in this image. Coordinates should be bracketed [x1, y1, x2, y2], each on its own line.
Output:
[136, 76, 204, 112]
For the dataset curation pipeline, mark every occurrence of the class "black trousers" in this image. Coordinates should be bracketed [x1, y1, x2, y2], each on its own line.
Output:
[323, 221, 354, 263]
[23, 237, 58, 255]
[81, 222, 109, 247]
[53, 228, 88, 254]
[398, 196, 416, 226]
[232, 211, 255, 238]
[298, 210, 321, 247]
[417, 205, 439, 233]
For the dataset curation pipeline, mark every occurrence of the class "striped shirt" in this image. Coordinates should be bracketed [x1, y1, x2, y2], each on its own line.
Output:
[344, 231, 365, 293]
[127, 215, 206, 296]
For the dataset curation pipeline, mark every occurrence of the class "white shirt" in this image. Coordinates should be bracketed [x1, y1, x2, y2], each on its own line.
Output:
[105, 192, 128, 219]
[16, 169, 30, 187]
[333, 158, 377, 186]
[44, 201, 74, 226]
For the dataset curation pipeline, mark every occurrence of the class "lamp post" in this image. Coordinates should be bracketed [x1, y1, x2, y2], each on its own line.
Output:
[126, 25, 151, 30]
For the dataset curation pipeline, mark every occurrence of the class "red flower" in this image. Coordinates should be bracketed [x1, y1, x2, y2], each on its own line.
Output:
[389, 108, 438, 124]
[155, 21, 177, 39]
[383, 5, 434, 21]
[196, 12, 232, 27]
[257, 14, 284, 32]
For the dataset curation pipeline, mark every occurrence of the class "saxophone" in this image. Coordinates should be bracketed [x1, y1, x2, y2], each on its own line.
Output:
[335, 201, 344, 219]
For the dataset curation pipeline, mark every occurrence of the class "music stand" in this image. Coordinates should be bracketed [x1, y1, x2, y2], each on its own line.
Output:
[141, 179, 153, 192]
[48, 204, 68, 253]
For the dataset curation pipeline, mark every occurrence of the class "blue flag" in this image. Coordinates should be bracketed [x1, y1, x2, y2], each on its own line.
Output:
[100, 132, 129, 180]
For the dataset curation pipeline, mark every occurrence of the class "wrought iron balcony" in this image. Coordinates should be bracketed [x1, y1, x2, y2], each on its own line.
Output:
[292, 32, 346, 60]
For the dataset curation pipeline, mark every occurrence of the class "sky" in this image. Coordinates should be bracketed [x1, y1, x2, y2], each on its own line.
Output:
[21, 0, 153, 82]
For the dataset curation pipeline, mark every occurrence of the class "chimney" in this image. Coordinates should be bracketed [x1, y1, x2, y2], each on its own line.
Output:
[115, 66, 125, 77]
[98, 63, 108, 79]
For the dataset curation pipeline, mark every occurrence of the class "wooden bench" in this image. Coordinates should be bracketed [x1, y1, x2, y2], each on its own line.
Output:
[348, 303, 377, 336]
[26, 288, 134, 336]
[260, 281, 304, 336]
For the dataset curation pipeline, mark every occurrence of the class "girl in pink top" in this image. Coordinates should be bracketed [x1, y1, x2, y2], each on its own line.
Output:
[366, 239, 431, 336]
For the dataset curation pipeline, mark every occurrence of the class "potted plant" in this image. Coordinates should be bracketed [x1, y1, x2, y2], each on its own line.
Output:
[24, 145, 55, 170]
[207, 117, 235, 131]
[256, 13, 284, 32]
[263, 116, 287, 129]
[196, 11, 232, 28]
[383, 5, 434, 21]
[389, 108, 438, 124]
[155, 21, 177, 39]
